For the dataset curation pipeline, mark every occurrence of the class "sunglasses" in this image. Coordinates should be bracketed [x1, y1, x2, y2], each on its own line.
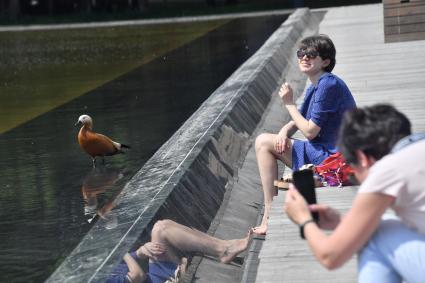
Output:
[296, 49, 320, 59]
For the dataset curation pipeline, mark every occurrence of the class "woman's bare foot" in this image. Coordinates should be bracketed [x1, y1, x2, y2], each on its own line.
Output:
[220, 230, 253, 263]
[252, 214, 268, 235]
[176, 257, 188, 280]
[252, 224, 267, 235]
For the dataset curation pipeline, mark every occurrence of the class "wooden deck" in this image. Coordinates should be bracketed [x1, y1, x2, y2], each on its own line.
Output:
[253, 4, 425, 282]
[383, 0, 425, 43]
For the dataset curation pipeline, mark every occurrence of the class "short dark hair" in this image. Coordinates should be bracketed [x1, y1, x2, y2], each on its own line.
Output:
[299, 34, 336, 72]
[338, 104, 411, 165]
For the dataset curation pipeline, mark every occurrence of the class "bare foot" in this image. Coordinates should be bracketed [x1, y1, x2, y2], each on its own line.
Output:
[252, 224, 267, 235]
[177, 257, 188, 279]
[253, 204, 271, 236]
[220, 230, 253, 263]
[252, 214, 268, 235]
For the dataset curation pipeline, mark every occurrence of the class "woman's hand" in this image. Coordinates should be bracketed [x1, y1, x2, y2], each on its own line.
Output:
[284, 184, 312, 225]
[310, 204, 341, 230]
[274, 133, 290, 154]
[137, 242, 166, 259]
[278, 82, 294, 105]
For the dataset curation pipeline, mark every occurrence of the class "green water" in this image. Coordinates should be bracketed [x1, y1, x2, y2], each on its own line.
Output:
[0, 20, 228, 134]
[0, 15, 289, 282]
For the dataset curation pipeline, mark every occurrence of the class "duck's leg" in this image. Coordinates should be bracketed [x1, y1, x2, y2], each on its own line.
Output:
[102, 157, 105, 165]
[92, 157, 96, 168]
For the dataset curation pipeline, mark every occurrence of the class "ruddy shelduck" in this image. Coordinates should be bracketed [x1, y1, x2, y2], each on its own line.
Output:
[76, 114, 130, 167]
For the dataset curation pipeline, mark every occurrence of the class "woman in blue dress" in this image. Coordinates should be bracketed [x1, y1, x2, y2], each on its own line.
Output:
[253, 35, 356, 235]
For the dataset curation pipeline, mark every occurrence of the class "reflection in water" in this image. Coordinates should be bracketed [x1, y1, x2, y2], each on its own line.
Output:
[0, 14, 288, 282]
[81, 167, 124, 224]
[0, 20, 228, 133]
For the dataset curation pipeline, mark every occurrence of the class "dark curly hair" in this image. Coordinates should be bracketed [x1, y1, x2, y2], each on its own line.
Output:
[338, 104, 411, 165]
[299, 34, 336, 72]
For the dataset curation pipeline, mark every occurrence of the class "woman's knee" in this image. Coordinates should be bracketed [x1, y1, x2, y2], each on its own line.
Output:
[359, 218, 417, 267]
[152, 219, 174, 240]
[255, 133, 274, 152]
[359, 218, 425, 283]
[362, 218, 401, 250]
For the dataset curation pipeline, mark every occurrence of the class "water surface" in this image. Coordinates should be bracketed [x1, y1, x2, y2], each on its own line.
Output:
[0, 14, 287, 282]
[0, 20, 228, 133]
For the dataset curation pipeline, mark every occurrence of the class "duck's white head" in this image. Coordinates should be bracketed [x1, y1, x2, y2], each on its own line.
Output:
[76, 114, 93, 128]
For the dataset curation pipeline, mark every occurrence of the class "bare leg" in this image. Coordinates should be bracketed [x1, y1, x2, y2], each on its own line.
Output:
[150, 220, 252, 264]
[253, 133, 293, 235]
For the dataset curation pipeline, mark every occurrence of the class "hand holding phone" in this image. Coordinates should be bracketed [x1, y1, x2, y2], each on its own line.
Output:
[292, 169, 319, 223]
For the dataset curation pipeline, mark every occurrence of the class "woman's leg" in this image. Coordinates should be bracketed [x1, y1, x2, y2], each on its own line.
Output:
[253, 133, 292, 234]
[358, 216, 425, 283]
[150, 219, 252, 263]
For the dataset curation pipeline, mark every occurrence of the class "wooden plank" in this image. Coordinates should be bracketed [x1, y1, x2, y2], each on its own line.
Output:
[384, 13, 425, 25]
[256, 189, 358, 282]
[385, 30, 425, 41]
[384, 5, 425, 17]
[384, 2, 425, 8]
[383, 0, 425, 41]
[384, 22, 425, 34]
[384, 0, 425, 5]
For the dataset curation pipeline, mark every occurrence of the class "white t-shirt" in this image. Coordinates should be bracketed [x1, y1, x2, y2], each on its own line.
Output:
[359, 139, 425, 235]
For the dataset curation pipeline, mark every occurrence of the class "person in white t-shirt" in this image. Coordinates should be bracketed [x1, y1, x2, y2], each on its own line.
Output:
[284, 104, 425, 283]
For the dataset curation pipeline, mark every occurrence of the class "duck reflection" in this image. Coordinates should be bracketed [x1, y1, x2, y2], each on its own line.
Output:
[81, 167, 124, 224]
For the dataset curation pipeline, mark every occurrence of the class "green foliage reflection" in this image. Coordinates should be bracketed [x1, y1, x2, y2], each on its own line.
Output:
[0, 20, 228, 133]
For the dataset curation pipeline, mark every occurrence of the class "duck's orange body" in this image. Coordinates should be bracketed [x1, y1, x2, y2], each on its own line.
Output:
[76, 115, 130, 166]
[78, 127, 120, 158]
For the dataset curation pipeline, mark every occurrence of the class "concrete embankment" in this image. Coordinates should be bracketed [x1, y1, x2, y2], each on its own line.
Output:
[47, 8, 321, 282]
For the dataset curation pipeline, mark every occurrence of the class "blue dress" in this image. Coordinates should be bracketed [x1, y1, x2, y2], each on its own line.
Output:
[106, 251, 178, 283]
[292, 72, 356, 170]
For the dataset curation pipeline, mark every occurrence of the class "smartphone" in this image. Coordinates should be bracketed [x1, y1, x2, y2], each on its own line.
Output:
[292, 169, 319, 222]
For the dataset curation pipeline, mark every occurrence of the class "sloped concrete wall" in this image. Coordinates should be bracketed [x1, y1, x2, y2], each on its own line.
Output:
[47, 8, 320, 283]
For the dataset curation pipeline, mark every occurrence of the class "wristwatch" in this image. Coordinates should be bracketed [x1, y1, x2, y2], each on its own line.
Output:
[299, 219, 315, 239]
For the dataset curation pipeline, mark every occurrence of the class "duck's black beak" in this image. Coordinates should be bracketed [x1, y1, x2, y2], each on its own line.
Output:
[75, 120, 82, 126]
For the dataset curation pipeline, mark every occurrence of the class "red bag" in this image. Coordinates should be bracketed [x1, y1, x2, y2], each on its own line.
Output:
[314, 152, 354, 187]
